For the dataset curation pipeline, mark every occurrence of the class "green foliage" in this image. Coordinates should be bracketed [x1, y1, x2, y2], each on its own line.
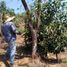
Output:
[62, 60, 67, 63]
[7, 9, 15, 16]
[14, 14, 25, 34]
[39, 23, 67, 54]
[0, 1, 7, 14]
[26, 64, 30, 67]
[1, 0, 67, 58]
[0, 1, 15, 16]
[38, 0, 67, 56]
[28, 0, 67, 57]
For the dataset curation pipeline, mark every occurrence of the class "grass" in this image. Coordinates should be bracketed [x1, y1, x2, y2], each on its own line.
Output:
[62, 59, 67, 63]
[26, 64, 30, 67]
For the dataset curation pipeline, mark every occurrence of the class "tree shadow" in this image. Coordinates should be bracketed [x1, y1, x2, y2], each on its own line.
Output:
[16, 44, 62, 64]
[0, 44, 63, 66]
[16, 44, 32, 59]
[40, 56, 62, 64]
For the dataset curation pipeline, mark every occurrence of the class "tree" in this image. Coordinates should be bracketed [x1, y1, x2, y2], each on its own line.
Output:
[7, 9, 15, 16]
[21, 0, 42, 58]
[38, 0, 67, 59]
[0, 1, 7, 13]
[20, 0, 67, 59]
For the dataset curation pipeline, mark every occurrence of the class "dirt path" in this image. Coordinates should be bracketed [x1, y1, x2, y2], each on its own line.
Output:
[0, 35, 67, 67]
[0, 49, 67, 67]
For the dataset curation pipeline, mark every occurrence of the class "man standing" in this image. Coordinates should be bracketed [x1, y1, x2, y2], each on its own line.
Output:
[1, 14, 17, 67]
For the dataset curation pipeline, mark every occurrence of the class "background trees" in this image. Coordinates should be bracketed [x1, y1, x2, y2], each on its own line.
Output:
[38, 0, 67, 59]
[0, 1, 7, 33]
[0, 0, 67, 60]
[21, 0, 67, 59]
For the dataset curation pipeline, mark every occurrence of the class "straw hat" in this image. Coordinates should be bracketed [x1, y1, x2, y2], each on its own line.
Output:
[2, 14, 15, 22]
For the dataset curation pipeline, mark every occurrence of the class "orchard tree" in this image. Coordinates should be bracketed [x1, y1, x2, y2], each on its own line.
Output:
[21, 0, 41, 58]
[39, 0, 67, 59]
[20, 0, 67, 59]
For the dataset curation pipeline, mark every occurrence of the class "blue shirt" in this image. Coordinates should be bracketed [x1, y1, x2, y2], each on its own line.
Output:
[1, 21, 16, 42]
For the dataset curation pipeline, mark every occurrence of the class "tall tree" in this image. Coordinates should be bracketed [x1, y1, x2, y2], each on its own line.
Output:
[21, 0, 41, 58]
[21, 0, 67, 59]
[39, 0, 67, 59]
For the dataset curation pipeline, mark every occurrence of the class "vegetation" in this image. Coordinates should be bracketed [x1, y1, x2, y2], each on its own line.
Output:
[0, 0, 67, 60]
[63, 60, 67, 63]
[21, 0, 67, 59]
[38, 0, 67, 59]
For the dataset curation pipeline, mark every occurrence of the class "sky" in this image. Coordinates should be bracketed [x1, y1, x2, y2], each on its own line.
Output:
[0, 0, 67, 14]
[0, 0, 33, 14]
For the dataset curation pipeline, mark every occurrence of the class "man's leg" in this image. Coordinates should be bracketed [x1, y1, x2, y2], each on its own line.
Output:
[9, 41, 16, 65]
[2, 45, 10, 62]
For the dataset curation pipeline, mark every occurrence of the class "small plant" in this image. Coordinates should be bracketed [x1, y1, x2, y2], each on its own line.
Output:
[26, 64, 30, 67]
[62, 59, 67, 63]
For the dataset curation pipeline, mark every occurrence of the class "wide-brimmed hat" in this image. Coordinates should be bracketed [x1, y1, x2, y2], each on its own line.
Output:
[2, 14, 15, 22]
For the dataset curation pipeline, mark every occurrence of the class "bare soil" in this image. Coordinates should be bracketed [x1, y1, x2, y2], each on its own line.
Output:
[0, 35, 67, 67]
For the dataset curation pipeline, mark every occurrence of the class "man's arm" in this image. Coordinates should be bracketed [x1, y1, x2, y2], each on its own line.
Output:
[11, 23, 16, 33]
[11, 22, 19, 34]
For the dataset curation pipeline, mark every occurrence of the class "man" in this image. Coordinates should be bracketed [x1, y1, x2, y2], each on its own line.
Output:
[1, 14, 17, 67]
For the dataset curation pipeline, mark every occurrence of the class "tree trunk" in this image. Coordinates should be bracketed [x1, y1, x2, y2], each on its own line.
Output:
[56, 53, 58, 61]
[32, 29, 37, 58]
[28, 22, 38, 58]
[21, 0, 38, 58]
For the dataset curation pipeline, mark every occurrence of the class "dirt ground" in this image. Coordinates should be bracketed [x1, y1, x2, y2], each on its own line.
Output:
[0, 35, 67, 67]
